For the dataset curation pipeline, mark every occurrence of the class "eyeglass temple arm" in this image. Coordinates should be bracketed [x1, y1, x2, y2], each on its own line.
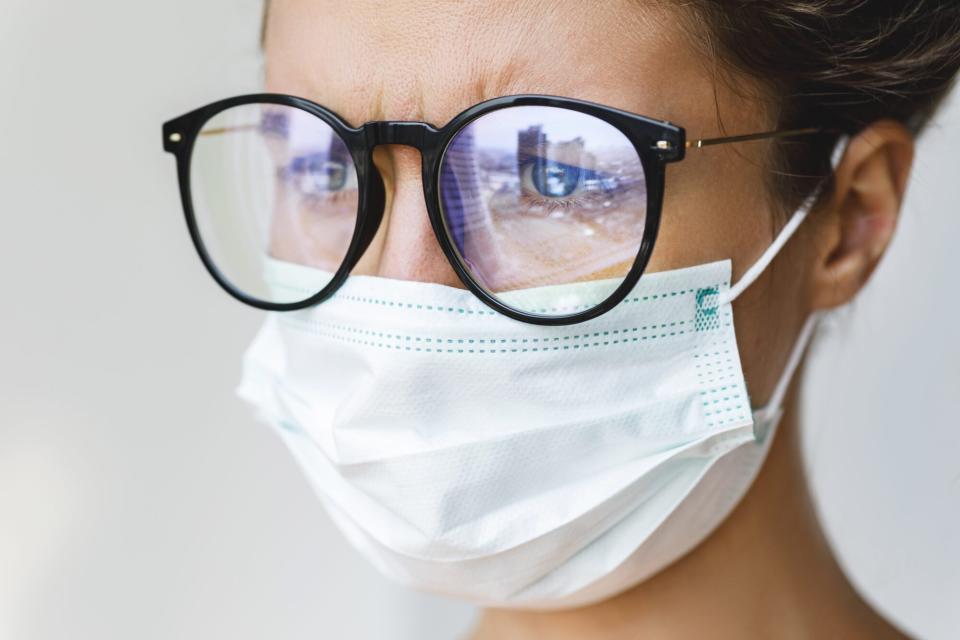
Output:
[197, 124, 260, 135]
[685, 127, 828, 150]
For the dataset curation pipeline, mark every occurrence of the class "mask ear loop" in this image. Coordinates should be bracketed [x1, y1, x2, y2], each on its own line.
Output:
[750, 313, 820, 442]
[719, 135, 850, 308]
[717, 135, 851, 442]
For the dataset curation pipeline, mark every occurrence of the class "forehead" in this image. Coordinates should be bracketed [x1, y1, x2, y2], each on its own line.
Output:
[263, 0, 753, 134]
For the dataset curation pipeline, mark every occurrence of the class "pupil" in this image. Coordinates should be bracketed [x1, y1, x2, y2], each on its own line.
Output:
[532, 158, 582, 198]
[307, 156, 346, 191]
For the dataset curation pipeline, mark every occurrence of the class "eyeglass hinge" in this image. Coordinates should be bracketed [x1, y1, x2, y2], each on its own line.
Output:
[652, 131, 685, 162]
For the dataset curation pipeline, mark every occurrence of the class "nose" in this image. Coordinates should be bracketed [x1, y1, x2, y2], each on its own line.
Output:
[350, 142, 464, 288]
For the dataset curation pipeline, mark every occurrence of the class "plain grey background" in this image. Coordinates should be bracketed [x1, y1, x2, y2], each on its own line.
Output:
[1, 1, 957, 638]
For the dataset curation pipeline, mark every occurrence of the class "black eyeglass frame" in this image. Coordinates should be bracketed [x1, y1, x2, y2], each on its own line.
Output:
[162, 93, 823, 326]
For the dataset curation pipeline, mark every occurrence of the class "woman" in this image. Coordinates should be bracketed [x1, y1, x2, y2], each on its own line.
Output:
[161, 1, 960, 637]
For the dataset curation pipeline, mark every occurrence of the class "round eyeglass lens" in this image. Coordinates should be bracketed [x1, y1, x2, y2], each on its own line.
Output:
[438, 106, 648, 317]
[189, 103, 360, 305]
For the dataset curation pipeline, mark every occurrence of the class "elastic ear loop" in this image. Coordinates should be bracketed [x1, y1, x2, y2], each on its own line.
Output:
[718, 135, 851, 442]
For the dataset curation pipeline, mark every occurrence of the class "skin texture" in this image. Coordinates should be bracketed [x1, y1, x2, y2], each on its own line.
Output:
[263, 1, 915, 637]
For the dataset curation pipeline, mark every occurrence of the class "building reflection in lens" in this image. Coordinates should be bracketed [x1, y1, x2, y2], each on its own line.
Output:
[441, 111, 647, 295]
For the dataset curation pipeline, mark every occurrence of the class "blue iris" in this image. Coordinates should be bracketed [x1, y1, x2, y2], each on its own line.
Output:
[285, 153, 348, 192]
[529, 158, 583, 198]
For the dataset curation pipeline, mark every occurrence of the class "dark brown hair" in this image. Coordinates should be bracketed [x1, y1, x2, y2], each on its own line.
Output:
[681, 1, 960, 209]
[259, 1, 960, 208]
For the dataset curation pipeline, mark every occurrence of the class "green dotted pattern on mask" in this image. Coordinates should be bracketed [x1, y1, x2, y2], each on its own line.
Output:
[694, 287, 722, 332]
[693, 298, 750, 428]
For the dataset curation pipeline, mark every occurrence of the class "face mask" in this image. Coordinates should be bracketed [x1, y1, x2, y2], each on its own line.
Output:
[236, 141, 846, 609]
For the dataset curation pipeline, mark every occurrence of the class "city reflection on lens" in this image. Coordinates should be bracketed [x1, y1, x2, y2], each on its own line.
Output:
[263, 105, 359, 273]
[189, 103, 359, 304]
[438, 106, 647, 315]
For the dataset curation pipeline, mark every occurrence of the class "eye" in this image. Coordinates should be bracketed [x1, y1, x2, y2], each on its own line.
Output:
[523, 157, 584, 199]
[281, 153, 357, 196]
[307, 156, 348, 191]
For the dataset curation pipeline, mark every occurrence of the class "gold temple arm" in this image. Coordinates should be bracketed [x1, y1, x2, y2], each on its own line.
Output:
[685, 127, 824, 150]
[197, 124, 261, 136]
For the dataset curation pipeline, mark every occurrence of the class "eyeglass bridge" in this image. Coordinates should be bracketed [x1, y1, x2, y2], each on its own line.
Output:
[363, 121, 441, 149]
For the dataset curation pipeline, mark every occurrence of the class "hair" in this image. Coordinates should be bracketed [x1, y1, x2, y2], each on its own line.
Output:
[680, 1, 960, 211]
[259, 1, 960, 209]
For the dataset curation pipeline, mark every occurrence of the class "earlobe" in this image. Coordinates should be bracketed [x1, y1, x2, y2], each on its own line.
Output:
[809, 120, 915, 310]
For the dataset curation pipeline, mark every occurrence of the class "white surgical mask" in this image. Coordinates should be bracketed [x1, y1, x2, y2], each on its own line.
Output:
[236, 141, 845, 609]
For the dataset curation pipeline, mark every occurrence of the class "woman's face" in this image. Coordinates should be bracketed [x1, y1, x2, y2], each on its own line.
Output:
[263, 0, 817, 406]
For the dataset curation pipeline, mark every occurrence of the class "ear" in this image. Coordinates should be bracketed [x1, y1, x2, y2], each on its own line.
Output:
[808, 120, 915, 310]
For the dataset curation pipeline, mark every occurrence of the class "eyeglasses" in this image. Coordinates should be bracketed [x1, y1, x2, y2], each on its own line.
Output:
[161, 93, 823, 325]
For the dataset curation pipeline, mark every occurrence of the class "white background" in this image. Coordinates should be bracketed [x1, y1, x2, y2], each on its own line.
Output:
[1, 1, 957, 638]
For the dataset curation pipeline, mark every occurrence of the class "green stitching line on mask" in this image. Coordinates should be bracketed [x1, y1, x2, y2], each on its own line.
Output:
[700, 385, 736, 394]
[307, 333, 680, 353]
[269, 279, 730, 316]
[289, 319, 689, 344]
[334, 295, 499, 315]
[282, 318, 693, 353]
[704, 413, 748, 428]
[704, 405, 745, 418]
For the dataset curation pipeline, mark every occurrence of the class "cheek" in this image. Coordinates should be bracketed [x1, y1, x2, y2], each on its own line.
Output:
[645, 144, 775, 275]
[731, 235, 811, 409]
